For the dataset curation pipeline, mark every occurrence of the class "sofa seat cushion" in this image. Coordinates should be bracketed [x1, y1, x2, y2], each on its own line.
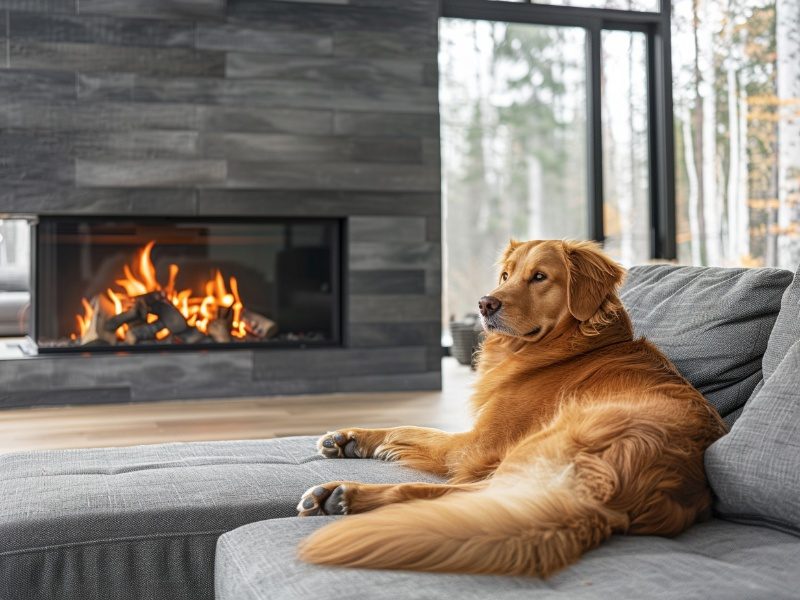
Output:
[620, 265, 792, 421]
[0, 436, 443, 600]
[215, 517, 800, 600]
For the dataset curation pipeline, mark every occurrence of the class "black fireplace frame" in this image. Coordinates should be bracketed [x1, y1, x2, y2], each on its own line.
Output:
[29, 215, 346, 354]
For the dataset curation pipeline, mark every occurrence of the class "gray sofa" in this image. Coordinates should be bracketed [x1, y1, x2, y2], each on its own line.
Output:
[2, 262, 799, 600]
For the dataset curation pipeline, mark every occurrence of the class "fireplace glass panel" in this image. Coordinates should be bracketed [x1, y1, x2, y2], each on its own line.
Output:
[0, 219, 31, 337]
[35, 217, 342, 351]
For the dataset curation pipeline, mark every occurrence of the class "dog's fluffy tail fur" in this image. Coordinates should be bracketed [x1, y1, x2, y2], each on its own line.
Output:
[297, 465, 629, 577]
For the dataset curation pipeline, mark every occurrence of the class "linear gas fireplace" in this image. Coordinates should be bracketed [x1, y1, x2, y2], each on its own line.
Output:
[33, 217, 343, 353]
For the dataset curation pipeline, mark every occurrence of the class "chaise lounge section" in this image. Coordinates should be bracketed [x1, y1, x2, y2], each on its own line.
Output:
[0, 438, 441, 600]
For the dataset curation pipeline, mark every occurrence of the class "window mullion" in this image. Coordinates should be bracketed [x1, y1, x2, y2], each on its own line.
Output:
[586, 25, 605, 244]
[646, 13, 676, 260]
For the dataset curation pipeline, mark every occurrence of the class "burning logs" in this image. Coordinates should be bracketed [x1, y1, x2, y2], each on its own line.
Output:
[124, 321, 164, 345]
[207, 304, 234, 343]
[242, 309, 279, 339]
[206, 306, 233, 344]
[79, 296, 118, 346]
[77, 289, 280, 347]
[77, 289, 284, 347]
[71, 240, 283, 347]
[144, 292, 191, 335]
[103, 293, 160, 329]
[207, 319, 232, 343]
[174, 328, 207, 344]
[78, 290, 189, 347]
[104, 302, 145, 333]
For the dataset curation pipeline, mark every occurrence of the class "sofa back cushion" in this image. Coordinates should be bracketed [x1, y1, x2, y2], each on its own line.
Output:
[620, 265, 792, 420]
[705, 340, 800, 533]
[760, 261, 800, 379]
[705, 262, 800, 534]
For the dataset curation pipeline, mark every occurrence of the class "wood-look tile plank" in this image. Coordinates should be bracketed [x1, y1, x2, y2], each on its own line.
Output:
[0, 359, 474, 453]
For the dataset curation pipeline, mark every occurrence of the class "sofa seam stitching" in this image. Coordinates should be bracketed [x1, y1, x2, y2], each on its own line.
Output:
[0, 457, 330, 480]
[0, 528, 229, 557]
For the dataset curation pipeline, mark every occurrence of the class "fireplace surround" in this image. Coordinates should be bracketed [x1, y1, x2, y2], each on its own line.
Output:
[0, 0, 441, 406]
[33, 217, 343, 353]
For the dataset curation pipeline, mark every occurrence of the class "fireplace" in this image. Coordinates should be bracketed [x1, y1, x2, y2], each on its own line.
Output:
[33, 217, 343, 353]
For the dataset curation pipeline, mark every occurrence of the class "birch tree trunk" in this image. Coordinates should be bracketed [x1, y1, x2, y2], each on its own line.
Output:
[691, 0, 707, 264]
[737, 91, 750, 260]
[473, 25, 491, 238]
[777, 0, 800, 268]
[726, 59, 740, 261]
[624, 32, 637, 263]
[682, 108, 703, 265]
[724, 2, 749, 263]
[700, 0, 722, 265]
[527, 157, 544, 240]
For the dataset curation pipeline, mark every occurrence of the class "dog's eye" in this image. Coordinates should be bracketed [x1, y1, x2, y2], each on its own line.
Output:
[531, 272, 547, 283]
[500, 272, 509, 282]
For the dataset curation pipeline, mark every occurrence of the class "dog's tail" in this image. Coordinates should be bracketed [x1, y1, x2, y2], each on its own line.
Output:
[297, 464, 629, 577]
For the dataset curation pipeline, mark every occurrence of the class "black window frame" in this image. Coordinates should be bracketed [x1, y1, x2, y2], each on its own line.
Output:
[440, 0, 676, 260]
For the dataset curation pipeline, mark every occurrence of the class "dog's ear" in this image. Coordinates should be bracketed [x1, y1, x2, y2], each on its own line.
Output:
[499, 239, 522, 263]
[563, 241, 625, 322]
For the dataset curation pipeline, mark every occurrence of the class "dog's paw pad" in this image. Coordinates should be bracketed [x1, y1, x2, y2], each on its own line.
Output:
[323, 485, 347, 515]
[297, 484, 349, 517]
[343, 439, 359, 458]
[317, 431, 360, 458]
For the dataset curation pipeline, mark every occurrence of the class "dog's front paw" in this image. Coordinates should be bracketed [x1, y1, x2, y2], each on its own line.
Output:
[297, 483, 349, 517]
[317, 431, 362, 458]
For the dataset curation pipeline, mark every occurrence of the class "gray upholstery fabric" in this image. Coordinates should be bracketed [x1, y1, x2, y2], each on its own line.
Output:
[215, 517, 800, 600]
[760, 261, 800, 378]
[719, 260, 800, 424]
[0, 436, 443, 600]
[706, 324, 800, 533]
[620, 264, 792, 418]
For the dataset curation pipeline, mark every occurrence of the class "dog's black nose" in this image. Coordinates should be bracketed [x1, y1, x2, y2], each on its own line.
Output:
[478, 296, 502, 317]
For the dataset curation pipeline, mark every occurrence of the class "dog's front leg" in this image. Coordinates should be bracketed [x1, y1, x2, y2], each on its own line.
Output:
[297, 480, 486, 517]
[316, 427, 469, 477]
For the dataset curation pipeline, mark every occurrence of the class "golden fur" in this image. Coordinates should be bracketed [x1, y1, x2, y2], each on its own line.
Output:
[296, 240, 727, 577]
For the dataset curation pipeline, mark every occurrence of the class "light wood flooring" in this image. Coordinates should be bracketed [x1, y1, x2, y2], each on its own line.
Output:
[0, 358, 475, 453]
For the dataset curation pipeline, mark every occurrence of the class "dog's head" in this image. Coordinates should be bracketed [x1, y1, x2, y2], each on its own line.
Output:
[478, 239, 625, 342]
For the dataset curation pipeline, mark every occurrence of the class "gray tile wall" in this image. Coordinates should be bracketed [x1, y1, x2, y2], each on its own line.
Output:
[0, 0, 442, 407]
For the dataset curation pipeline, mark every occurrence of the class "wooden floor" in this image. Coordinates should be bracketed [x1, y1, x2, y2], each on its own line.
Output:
[0, 358, 475, 453]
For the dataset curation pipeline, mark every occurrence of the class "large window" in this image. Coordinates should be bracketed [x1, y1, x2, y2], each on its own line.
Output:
[440, 19, 588, 322]
[440, 0, 674, 327]
[672, 0, 800, 268]
[441, 0, 800, 334]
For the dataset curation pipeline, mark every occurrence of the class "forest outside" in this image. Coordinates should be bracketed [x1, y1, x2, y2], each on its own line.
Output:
[440, 3, 800, 327]
[673, 0, 800, 269]
[439, 19, 588, 325]
[439, 18, 648, 325]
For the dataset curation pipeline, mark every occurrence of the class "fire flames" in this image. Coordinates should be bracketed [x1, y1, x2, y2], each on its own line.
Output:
[73, 241, 247, 343]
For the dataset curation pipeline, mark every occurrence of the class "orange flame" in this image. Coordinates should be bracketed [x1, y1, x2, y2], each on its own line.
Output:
[75, 297, 94, 339]
[73, 241, 247, 343]
[230, 276, 246, 338]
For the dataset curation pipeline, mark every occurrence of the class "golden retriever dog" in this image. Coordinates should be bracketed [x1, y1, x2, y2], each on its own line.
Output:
[296, 239, 727, 577]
